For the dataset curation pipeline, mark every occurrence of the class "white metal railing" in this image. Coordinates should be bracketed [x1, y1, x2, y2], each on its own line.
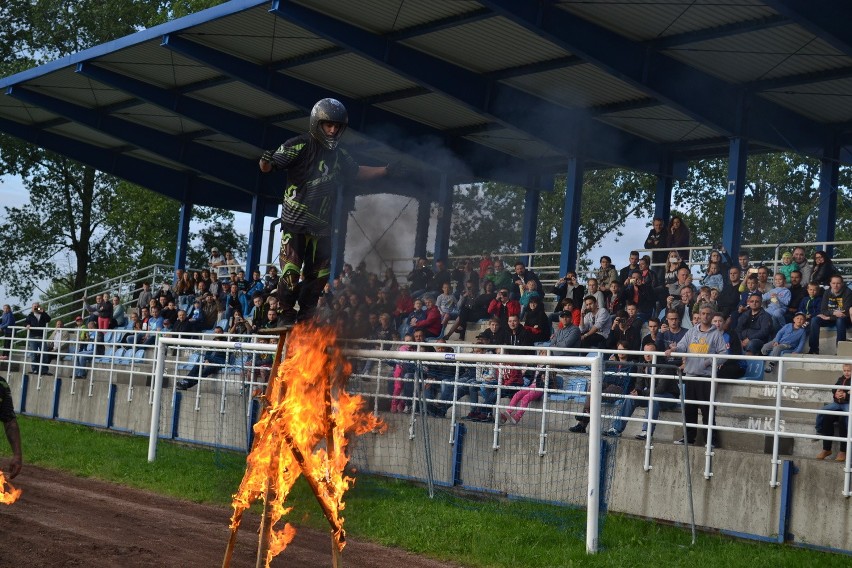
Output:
[5, 329, 852, 498]
[17, 264, 175, 328]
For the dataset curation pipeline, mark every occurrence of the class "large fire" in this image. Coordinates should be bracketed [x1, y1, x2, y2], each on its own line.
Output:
[226, 323, 384, 567]
[0, 471, 21, 505]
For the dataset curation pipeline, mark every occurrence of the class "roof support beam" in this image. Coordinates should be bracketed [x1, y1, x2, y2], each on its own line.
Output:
[272, 1, 664, 172]
[7, 86, 264, 196]
[159, 34, 540, 184]
[650, 15, 790, 49]
[747, 65, 852, 92]
[77, 62, 297, 152]
[479, 0, 827, 153]
[0, 116, 273, 214]
[386, 8, 494, 41]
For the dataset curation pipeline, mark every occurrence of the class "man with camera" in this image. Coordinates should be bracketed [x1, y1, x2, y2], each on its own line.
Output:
[24, 302, 51, 376]
[487, 288, 520, 328]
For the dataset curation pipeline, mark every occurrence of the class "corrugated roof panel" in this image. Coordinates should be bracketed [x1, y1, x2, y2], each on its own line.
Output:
[464, 128, 560, 160]
[504, 64, 648, 108]
[598, 105, 717, 143]
[113, 103, 206, 135]
[663, 24, 848, 84]
[48, 122, 126, 149]
[21, 67, 129, 109]
[182, 7, 335, 65]
[292, 0, 483, 35]
[757, 36, 852, 79]
[556, 0, 771, 42]
[401, 16, 570, 73]
[0, 101, 55, 125]
[760, 79, 852, 123]
[189, 81, 301, 119]
[375, 93, 489, 130]
[285, 53, 418, 98]
[96, 43, 221, 89]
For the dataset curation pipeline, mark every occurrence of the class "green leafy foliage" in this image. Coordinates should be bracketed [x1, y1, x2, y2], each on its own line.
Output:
[0, 0, 240, 304]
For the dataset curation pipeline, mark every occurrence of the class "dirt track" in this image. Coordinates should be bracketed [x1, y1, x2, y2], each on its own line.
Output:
[0, 466, 459, 568]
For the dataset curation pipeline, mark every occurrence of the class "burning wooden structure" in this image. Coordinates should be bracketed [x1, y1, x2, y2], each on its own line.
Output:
[222, 324, 384, 568]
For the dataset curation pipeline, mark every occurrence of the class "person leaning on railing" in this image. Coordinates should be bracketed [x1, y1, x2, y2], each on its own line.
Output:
[0, 304, 13, 361]
[815, 363, 850, 462]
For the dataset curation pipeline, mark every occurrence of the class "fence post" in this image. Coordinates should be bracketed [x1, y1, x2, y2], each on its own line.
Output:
[147, 337, 167, 462]
[586, 354, 603, 554]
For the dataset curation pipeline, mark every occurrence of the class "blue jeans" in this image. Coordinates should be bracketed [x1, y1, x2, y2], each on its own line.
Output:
[815, 402, 849, 433]
[809, 317, 848, 353]
[612, 392, 679, 434]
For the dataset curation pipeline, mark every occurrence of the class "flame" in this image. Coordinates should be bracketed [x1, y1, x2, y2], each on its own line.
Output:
[228, 323, 384, 567]
[0, 471, 21, 505]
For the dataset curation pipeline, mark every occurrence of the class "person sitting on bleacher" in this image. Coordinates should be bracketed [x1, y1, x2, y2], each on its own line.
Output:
[551, 270, 585, 311]
[550, 311, 580, 349]
[815, 363, 850, 462]
[761, 313, 807, 373]
[522, 295, 551, 342]
[808, 274, 852, 355]
[607, 342, 679, 439]
[736, 293, 773, 355]
[443, 280, 495, 341]
[73, 322, 98, 378]
[175, 326, 227, 390]
[571, 339, 636, 434]
[762, 273, 791, 333]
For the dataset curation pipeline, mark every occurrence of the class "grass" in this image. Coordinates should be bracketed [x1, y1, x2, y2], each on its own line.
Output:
[3, 415, 849, 567]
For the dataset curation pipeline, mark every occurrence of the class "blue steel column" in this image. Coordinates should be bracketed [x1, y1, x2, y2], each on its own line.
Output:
[559, 157, 584, 275]
[414, 195, 430, 259]
[818, 138, 840, 256]
[245, 194, 265, 274]
[173, 201, 192, 272]
[722, 137, 748, 260]
[654, 155, 674, 223]
[329, 186, 350, 280]
[521, 184, 541, 268]
[433, 173, 453, 262]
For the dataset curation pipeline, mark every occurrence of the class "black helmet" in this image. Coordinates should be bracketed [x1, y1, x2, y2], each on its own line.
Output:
[309, 98, 348, 150]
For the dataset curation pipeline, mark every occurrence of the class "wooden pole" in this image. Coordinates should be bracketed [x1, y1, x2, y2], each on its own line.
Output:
[223, 328, 290, 568]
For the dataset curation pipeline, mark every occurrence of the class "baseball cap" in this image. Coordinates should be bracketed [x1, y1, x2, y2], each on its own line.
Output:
[75, 316, 83, 322]
[559, 311, 572, 318]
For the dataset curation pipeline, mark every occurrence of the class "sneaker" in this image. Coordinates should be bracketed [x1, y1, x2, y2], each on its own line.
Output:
[764, 365, 772, 373]
[674, 438, 690, 445]
[604, 428, 620, 437]
[176, 379, 198, 391]
[816, 449, 831, 460]
[569, 423, 586, 433]
[836, 452, 847, 462]
[506, 412, 517, 425]
[634, 432, 647, 441]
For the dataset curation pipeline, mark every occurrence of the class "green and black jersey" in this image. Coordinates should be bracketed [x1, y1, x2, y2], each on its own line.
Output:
[269, 134, 359, 236]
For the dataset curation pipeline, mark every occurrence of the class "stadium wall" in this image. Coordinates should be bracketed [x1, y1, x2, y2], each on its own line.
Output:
[5, 372, 852, 553]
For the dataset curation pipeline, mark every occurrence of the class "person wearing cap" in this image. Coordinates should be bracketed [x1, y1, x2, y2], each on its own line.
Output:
[550, 311, 580, 349]
[761, 312, 808, 372]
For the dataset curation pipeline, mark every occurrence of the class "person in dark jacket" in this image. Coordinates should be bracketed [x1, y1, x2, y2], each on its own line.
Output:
[736, 294, 773, 355]
[808, 274, 852, 355]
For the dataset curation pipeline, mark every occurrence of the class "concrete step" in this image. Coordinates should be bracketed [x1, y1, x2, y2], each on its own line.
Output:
[838, 340, 852, 357]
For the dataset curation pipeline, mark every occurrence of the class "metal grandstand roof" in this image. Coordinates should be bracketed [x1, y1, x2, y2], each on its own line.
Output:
[2, 0, 852, 213]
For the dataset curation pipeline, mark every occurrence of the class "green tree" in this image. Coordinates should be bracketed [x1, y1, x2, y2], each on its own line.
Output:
[0, 0, 233, 303]
[449, 169, 656, 267]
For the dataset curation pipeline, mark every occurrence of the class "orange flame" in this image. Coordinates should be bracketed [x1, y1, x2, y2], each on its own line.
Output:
[229, 323, 384, 567]
[0, 471, 21, 505]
